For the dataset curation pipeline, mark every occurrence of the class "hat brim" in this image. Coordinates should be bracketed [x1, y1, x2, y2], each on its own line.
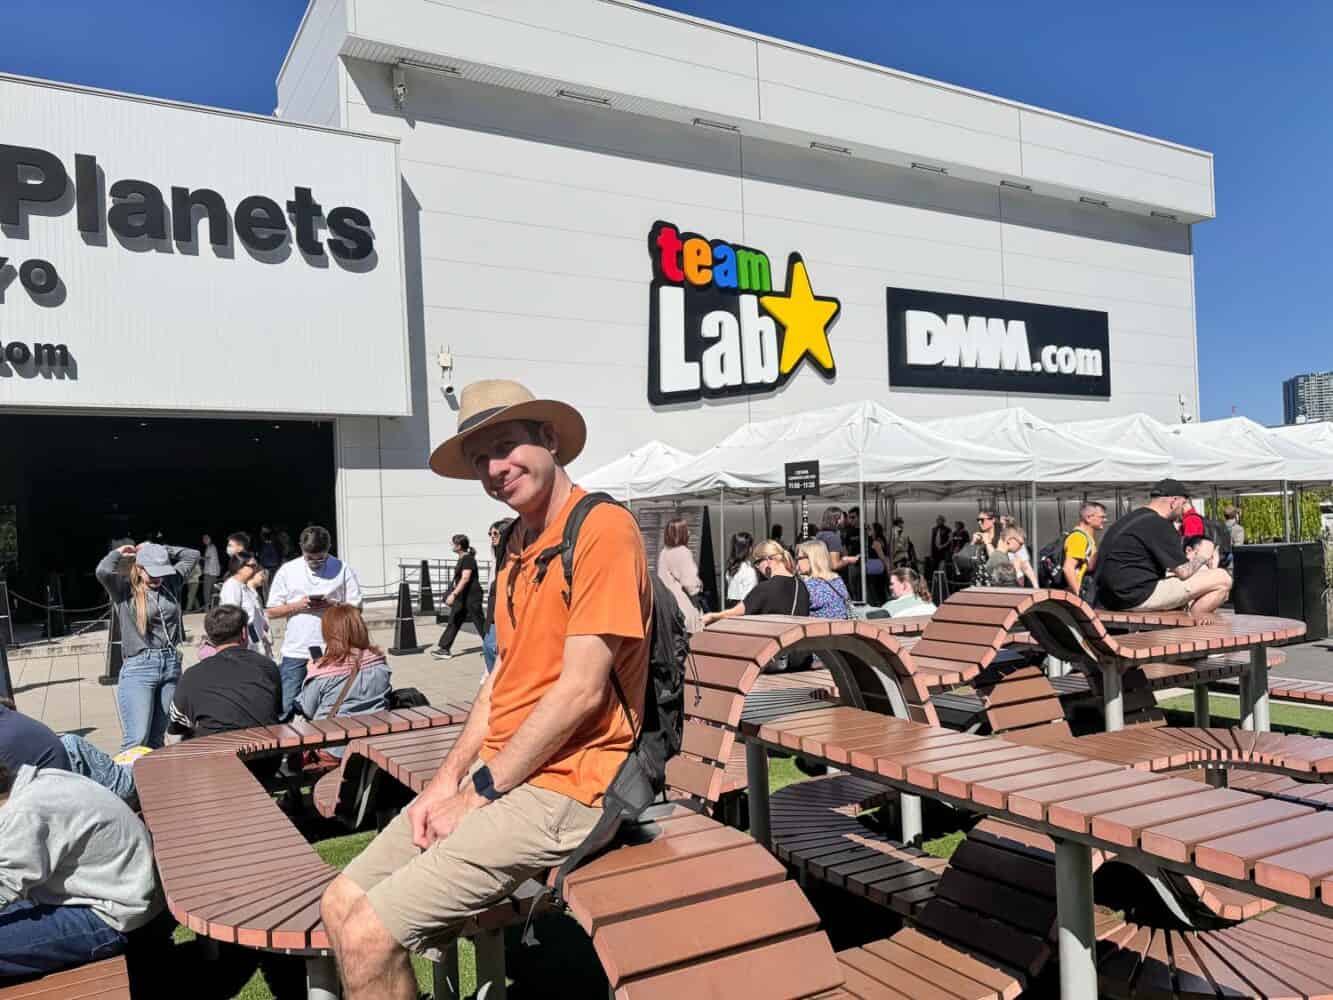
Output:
[429, 399, 587, 480]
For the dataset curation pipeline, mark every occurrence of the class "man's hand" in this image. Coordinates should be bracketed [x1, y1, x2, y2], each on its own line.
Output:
[406, 778, 484, 849]
[118, 545, 136, 557]
[290, 595, 312, 612]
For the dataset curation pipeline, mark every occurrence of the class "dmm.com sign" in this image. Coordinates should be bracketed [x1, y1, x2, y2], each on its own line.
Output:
[886, 287, 1110, 398]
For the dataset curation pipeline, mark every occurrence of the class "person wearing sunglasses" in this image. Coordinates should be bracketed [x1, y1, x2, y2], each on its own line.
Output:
[266, 525, 363, 718]
[701, 540, 810, 629]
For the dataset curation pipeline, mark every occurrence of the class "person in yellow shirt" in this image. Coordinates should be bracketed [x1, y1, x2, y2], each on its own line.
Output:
[1062, 502, 1107, 595]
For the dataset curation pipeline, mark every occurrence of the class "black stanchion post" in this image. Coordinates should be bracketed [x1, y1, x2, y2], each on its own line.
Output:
[46, 576, 67, 640]
[99, 610, 123, 686]
[0, 581, 12, 648]
[419, 560, 435, 615]
[0, 640, 12, 703]
[388, 581, 420, 655]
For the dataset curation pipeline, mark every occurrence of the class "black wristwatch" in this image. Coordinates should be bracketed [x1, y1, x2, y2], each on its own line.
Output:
[472, 765, 503, 801]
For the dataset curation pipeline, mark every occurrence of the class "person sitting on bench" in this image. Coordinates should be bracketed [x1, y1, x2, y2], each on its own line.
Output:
[0, 760, 161, 979]
[1094, 479, 1232, 622]
[320, 380, 652, 1000]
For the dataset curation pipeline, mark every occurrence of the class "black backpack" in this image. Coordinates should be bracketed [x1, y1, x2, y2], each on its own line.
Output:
[1037, 528, 1092, 590]
[503, 492, 688, 905]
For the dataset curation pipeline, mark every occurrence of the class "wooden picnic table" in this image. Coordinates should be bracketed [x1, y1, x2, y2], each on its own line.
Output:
[738, 702, 1333, 999]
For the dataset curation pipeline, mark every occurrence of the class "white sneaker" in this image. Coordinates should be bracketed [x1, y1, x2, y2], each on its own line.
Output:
[430, 648, 452, 660]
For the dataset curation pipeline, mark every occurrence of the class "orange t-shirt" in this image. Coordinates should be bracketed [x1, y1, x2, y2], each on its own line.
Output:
[482, 487, 652, 806]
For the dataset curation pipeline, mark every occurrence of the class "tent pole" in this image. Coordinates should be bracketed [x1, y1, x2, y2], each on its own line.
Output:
[858, 461, 868, 605]
[1282, 480, 1291, 542]
[1296, 487, 1303, 539]
[1031, 482, 1038, 552]
[719, 487, 726, 598]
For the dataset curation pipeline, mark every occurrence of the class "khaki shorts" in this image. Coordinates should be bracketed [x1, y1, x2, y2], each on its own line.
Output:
[1130, 577, 1191, 612]
[342, 782, 601, 958]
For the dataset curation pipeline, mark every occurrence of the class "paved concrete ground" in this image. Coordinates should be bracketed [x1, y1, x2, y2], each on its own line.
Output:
[9, 611, 486, 753]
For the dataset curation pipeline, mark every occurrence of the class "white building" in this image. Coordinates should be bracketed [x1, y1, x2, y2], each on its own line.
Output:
[0, 0, 1212, 605]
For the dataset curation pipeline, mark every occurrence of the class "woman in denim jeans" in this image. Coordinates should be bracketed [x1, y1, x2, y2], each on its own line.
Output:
[480, 518, 512, 679]
[96, 541, 200, 752]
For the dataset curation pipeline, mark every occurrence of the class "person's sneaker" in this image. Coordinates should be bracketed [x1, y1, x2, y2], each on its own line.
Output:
[430, 648, 452, 660]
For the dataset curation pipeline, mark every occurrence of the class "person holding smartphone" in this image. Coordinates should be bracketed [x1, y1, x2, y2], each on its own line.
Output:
[265, 525, 363, 718]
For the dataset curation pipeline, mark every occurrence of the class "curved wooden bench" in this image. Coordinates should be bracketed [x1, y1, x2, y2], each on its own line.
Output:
[0, 956, 130, 999]
[134, 706, 470, 958]
[770, 774, 943, 917]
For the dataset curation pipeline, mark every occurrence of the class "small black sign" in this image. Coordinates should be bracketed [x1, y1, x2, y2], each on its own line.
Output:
[886, 287, 1111, 398]
[785, 460, 821, 498]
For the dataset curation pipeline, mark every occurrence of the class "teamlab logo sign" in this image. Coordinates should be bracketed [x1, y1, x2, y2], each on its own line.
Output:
[647, 221, 841, 405]
[886, 287, 1111, 398]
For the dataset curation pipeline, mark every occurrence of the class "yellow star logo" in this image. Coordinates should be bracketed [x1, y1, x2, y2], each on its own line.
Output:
[760, 255, 840, 376]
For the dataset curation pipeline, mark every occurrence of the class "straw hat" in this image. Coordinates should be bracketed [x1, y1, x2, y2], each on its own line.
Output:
[429, 380, 587, 480]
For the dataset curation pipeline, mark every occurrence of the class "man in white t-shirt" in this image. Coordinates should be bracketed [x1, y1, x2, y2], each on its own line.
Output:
[265, 525, 363, 717]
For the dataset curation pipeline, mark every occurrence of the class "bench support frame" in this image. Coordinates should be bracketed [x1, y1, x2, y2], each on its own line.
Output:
[1193, 683, 1211, 727]
[1055, 838, 1097, 1000]
[746, 740, 772, 849]
[433, 943, 461, 1000]
[475, 927, 508, 999]
[306, 956, 340, 1000]
[1241, 646, 1271, 732]
[1100, 665, 1124, 732]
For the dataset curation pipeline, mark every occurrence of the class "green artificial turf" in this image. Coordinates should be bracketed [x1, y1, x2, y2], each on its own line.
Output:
[1157, 691, 1333, 735]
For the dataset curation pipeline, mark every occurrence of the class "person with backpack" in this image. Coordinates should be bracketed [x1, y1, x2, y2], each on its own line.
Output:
[1036, 501, 1107, 596]
[320, 380, 660, 1000]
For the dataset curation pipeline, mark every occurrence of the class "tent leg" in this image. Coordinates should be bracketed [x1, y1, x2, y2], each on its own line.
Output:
[1282, 480, 1291, 541]
[1031, 481, 1039, 559]
[719, 487, 726, 600]
[858, 472, 868, 604]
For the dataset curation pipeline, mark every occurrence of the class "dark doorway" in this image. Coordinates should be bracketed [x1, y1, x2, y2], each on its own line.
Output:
[0, 414, 336, 618]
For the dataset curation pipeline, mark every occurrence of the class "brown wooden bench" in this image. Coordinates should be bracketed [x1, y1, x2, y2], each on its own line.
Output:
[0, 957, 131, 1000]
[133, 706, 470, 998]
[744, 698, 1333, 994]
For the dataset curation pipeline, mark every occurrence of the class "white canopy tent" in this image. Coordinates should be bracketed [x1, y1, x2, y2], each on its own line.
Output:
[924, 408, 1163, 488]
[1064, 413, 1244, 485]
[623, 401, 1035, 501]
[577, 439, 695, 500]
[1272, 420, 1333, 458]
[1170, 417, 1332, 487]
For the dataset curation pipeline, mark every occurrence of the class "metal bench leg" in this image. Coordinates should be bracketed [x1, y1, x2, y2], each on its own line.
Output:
[1238, 672, 1253, 731]
[745, 741, 772, 850]
[900, 793, 922, 845]
[432, 941, 461, 1000]
[1100, 665, 1124, 732]
[474, 927, 508, 999]
[307, 956, 341, 1000]
[1192, 684, 1210, 727]
[1250, 646, 1271, 733]
[1055, 839, 1097, 1000]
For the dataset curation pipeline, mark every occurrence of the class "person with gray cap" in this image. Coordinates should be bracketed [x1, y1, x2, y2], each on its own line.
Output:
[1093, 478, 1232, 622]
[96, 540, 200, 752]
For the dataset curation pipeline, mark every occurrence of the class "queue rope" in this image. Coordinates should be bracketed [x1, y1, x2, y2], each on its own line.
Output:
[10, 611, 112, 649]
[8, 591, 112, 615]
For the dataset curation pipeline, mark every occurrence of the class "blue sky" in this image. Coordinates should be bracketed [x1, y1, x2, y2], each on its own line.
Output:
[3, 1, 1328, 424]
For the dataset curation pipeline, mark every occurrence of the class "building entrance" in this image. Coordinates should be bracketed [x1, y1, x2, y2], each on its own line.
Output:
[0, 414, 336, 618]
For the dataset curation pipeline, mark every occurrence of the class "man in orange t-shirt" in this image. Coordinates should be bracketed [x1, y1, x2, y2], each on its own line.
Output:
[321, 381, 651, 1000]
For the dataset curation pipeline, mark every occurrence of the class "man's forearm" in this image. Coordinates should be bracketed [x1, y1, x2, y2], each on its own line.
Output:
[485, 678, 603, 793]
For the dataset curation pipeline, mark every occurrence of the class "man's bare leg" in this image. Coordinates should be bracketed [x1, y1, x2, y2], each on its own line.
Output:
[1187, 569, 1232, 622]
[322, 875, 417, 1000]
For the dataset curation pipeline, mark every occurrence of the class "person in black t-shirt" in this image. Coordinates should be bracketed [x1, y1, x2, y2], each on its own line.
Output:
[166, 605, 282, 742]
[432, 534, 487, 661]
[702, 540, 811, 672]
[1094, 479, 1231, 621]
[702, 540, 811, 620]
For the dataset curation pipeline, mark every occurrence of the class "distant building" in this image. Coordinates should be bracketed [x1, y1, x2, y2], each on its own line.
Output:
[1284, 372, 1333, 424]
